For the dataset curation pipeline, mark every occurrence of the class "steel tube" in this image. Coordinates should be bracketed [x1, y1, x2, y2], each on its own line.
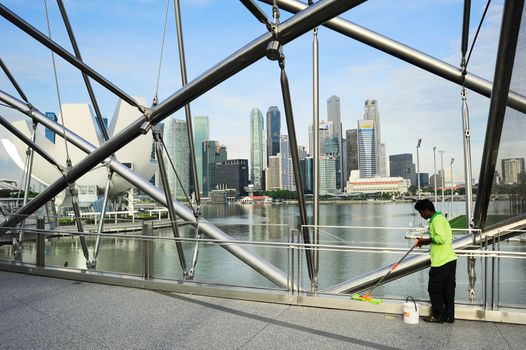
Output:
[312, 26, 320, 291]
[260, 0, 526, 115]
[279, 61, 314, 284]
[461, 0, 471, 59]
[240, 0, 273, 31]
[461, 90, 474, 232]
[0, 4, 145, 113]
[0, 90, 289, 288]
[56, 0, 109, 141]
[174, 0, 201, 207]
[93, 171, 113, 262]
[474, 0, 524, 230]
[0, 58, 28, 102]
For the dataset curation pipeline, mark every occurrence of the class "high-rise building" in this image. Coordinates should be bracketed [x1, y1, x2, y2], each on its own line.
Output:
[44, 112, 57, 144]
[202, 140, 227, 196]
[419, 173, 430, 187]
[320, 154, 339, 194]
[502, 158, 525, 184]
[280, 135, 295, 190]
[364, 100, 387, 176]
[213, 159, 249, 196]
[357, 120, 376, 178]
[300, 156, 313, 194]
[327, 95, 343, 187]
[266, 106, 280, 165]
[389, 153, 416, 186]
[266, 155, 282, 190]
[346, 129, 359, 181]
[194, 116, 209, 195]
[250, 108, 264, 190]
[162, 118, 190, 198]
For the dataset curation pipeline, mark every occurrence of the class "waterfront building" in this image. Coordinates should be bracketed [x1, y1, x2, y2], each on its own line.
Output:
[266, 155, 281, 190]
[202, 140, 227, 196]
[346, 129, 359, 177]
[163, 118, 190, 199]
[357, 119, 376, 178]
[389, 153, 416, 186]
[44, 112, 57, 144]
[327, 95, 344, 186]
[266, 106, 280, 166]
[320, 154, 339, 194]
[364, 100, 387, 176]
[346, 170, 409, 194]
[280, 135, 294, 191]
[419, 173, 430, 187]
[300, 156, 313, 194]
[502, 158, 525, 184]
[249, 108, 264, 190]
[194, 116, 209, 195]
[213, 159, 249, 197]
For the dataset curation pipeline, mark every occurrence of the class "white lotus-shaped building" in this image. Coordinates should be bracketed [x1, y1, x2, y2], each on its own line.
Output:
[1, 97, 156, 202]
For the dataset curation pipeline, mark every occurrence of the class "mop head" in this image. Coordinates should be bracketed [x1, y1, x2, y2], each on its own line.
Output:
[351, 293, 384, 305]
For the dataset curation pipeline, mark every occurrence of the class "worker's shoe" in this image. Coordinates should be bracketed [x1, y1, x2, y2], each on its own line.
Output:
[422, 315, 444, 323]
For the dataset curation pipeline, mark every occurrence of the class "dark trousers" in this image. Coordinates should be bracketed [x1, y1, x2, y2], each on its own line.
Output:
[428, 259, 456, 321]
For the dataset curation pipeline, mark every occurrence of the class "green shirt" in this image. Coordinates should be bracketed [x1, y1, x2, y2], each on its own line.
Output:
[428, 212, 457, 267]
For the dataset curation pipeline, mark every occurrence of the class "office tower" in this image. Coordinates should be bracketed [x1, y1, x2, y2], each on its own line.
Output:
[309, 120, 334, 155]
[502, 158, 525, 184]
[266, 106, 280, 166]
[419, 173, 430, 187]
[300, 156, 313, 194]
[213, 159, 249, 196]
[44, 112, 57, 144]
[266, 155, 282, 190]
[162, 118, 189, 198]
[357, 120, 376, 178]
[320, 154, 339, 194]
[346, 129, 359, 181]
[280, 135, 295, 190]
[194, 116, 209, 195]
[297, 145, 308, 160]
[250, 108, 264, 190]
[202, 140, 227, 196]
[364, 100, 387, 176]
[389, 153, 416, 186]
[327, 95, 343, 186]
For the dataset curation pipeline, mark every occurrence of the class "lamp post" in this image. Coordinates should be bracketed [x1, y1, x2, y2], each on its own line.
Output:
[433, 146, 437, 204]
[416, 138, 422, 199]
[439, 150, 445, 211]
[450, 157, 455, 217]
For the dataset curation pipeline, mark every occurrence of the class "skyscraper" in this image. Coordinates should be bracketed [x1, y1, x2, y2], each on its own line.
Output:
[346, 129, 358, 182]
[502, 158, 525, 184]
[266, 154, 282, 190]
[357, 120, 376, 178]
[389, 153, 416, 186]
[300, 156, 313, 194]
[194, 116, 209, 195]
[250, 108, 264, 190]
[364, 100, 387, 176]
[162, 118, 190, 198]
[327, 95, 343, 187]
[266, 106, 280, 165]
[213, 159, 249, 196]
[280, 135, 294, 190]
[320, 154, 339, 194]
[202, 140, 227, 196]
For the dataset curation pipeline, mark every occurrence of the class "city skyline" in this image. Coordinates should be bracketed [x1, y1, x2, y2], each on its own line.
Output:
[0, 1, 507, 184]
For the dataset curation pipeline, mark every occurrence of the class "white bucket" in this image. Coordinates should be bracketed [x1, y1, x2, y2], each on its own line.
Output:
[403, 296, 419, 324]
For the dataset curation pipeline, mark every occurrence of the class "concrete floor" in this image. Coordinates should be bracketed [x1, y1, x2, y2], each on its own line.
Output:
[1, 271, 524, 350]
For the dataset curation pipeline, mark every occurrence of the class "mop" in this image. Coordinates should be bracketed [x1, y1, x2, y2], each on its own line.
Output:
[351, 242, 419, 305]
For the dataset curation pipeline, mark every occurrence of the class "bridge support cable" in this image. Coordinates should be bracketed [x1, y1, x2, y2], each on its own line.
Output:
[153, 129, 189, 277]
[90, 169, 114, 269]
[473, 0, 524, 231]
[0, 0, 370, 287]
[258, 0, 526, 115]
[309, 0, 321, 293]
[0, 4, 147, 115]
[174, 0, 202, 213]
[56, 0, 109, 142]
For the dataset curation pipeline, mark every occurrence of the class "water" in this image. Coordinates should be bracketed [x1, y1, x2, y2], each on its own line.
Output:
[1, 202, 525, 306]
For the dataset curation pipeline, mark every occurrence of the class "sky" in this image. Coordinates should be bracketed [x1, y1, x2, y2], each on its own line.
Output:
[0, 0, 510, 185]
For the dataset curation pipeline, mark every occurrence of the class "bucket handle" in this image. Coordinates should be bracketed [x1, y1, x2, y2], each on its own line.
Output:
[405, 296, 417, 311]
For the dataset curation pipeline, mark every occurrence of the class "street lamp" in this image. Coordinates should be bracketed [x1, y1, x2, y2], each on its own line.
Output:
[433, 146, 437, 204]
[450, 157, 455, 217]
[416, 138, 422, 199]
[439, 150, 445, 211]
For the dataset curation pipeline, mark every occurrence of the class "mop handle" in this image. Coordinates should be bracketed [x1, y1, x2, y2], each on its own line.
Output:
[365, 243, 418, 297]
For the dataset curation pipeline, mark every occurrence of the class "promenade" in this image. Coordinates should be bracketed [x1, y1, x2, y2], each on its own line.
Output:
[1, 271, 524, 350]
